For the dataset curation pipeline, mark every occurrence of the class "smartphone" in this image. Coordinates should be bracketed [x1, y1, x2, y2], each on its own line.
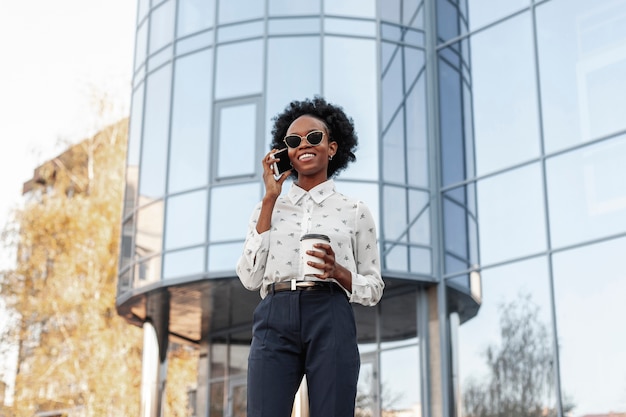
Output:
[272, 148, 292, 177]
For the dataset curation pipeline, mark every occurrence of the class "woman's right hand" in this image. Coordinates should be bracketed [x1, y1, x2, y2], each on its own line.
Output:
[262, 150, 291, 198]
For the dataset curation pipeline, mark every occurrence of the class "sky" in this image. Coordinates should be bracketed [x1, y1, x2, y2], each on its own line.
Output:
[0, 0, 137, 398]
[0, 0, 137, 269]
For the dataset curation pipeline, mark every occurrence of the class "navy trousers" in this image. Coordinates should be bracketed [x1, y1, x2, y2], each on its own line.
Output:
[247, 287, 360, 417]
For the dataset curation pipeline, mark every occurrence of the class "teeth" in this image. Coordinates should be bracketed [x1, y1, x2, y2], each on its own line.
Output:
[299, 153, 315, 160]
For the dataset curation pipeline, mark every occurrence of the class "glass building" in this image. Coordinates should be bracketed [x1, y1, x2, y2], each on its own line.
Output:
[116, 0, 626, 416]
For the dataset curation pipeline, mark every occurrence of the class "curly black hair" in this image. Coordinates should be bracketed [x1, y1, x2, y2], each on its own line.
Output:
[270, 96, 358, 178]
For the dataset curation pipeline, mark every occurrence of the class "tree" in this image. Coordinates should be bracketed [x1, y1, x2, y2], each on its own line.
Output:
[462, 292, 570, 417]
[0, 120, 145, 417]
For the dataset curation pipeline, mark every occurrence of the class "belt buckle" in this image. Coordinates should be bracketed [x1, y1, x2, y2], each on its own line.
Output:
[291, 278, 296, 291]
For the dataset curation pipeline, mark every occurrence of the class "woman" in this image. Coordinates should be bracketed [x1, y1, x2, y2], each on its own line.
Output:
[236, 97, 384, 417]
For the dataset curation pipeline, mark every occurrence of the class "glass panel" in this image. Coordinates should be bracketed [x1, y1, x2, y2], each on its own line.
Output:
[356, 357, 377, 416]
[443, 183, 478, 274]
[147, 45, 173, 71]
[137, 0, 150, 22]
[208, 242, 243, 272]
[552, 237, 626, 415]
[134, 255, 162, 285]
[135, 21, 148, 70]
[536, 0, 626, 153]
[266, 37, 321, 137]
[218, 0, 263, 24]
[380, 345, 420, 415]
[165, 190, 207, 249]
[125, 84, 145, 217]
[210, 381, 225, 416]
[408, 189, 429, 245]
[438, 56, 472, 186]
[457, 257, 555, 416]
[468, 0, 529, 31]
[269, 0, 320, 15]
[477, 164, 546, 266]
[437, 0, 466, 43]
[163, 247, 205, 279]
[215, 39, 263, 100]
[268, 17, 320, 35]
[120, 218, 134, 269]
[384, 243, 408, 273]
[210, 183, 261, 241]
[139, 65, 172, 200]
[335, 181, 380, 235]
[382, 46, 403, 131]
[409, 246, 431, 274]
[169, 50, 212, 193]
[135, 201, 165, 261]
[324, 17, 376, 37]
[383, 186, 407, 243]
[470, 13, 540, 176]
[176, 30, 213, 56]
[229, 344, 249, 376]
[325, 0, 375, 18]
[383, 107, 406, 183]
[211, 343, 227, 379]
[546, 135, 626, 249]
[149, 0, 175, 53]
[217, 20, 263, 43]
[403, 0, 422, 27]
[324, 37, 378, 180]
[216, 104, 256, 178]
[405, 75, 428, 187]
[177, 0, 215, 37]
[380, 0, 401, 23]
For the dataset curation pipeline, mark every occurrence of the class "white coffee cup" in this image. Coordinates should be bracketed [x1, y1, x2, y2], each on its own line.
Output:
[300, 234, 330, 277]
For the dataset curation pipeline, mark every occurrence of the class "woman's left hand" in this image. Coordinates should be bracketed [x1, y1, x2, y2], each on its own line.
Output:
[308, 243, 352, 291]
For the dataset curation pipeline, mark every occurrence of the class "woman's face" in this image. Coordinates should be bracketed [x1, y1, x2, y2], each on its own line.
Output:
[285, 115, 337, 181]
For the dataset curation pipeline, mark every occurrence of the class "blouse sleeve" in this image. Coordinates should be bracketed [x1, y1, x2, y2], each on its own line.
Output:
[348, 201, 384, 306]
[235, 202, 269, 292]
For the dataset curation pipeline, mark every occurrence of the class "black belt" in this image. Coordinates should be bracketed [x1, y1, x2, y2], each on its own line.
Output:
[270, 279, 342, 294]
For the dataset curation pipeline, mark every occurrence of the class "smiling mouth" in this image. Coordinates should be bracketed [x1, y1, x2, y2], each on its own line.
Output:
[298, 153, 316, 161]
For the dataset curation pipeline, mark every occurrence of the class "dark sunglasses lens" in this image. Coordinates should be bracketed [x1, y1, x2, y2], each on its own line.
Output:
[284, 135, 301, 148]
[307, 131, 324, 145]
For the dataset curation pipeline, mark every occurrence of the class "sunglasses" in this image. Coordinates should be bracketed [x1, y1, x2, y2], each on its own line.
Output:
[283, 130, 325, 148]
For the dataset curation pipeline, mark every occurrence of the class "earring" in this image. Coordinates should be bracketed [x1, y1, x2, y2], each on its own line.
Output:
[329, 155, 333, 161]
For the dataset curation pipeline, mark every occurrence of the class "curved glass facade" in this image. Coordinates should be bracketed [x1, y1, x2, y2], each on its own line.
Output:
[117, 0, 626, 416]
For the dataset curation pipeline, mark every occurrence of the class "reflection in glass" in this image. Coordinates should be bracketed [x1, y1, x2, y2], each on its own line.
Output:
[266, 36, 320, 139]
[385, 243, 408, 273]
[380, 345, 420, 415]
[470, 13, 540, 176]
[381, 289, 417, 348]
[210, 381, 225, 417]
[443, 183, 478, 274]
[211, 343, 227, 379]
[139, 65, 172, 200]
[408, 190, 430, 246]
[268, 17, 320, 35]
[546, 135, 626, 249]
[215, 40, 263, 99]
[356, 355, 378, 416]
[383, 106, 405, 184]
[457, 257, 555, 417]
[208, 242, 243, 273]
[324, 36, 378, 180]
[177, 0, 215, 37]
[536, 0, 626, 153]
[135, 201, 165, 262]
[149, 0, 175, 53]
[125, 85, 144, 217]
[169, 50, 212, 193]
[477, 164, 546, 266]
[552, 237, 626, 415]
[216, 104, 256, 178]
[384, 185, 408, 243]
[468, 0, 529, 31]
[165, 190, 207, 249]
[135, 256, 162, 286]
[210, 183, 261, 241]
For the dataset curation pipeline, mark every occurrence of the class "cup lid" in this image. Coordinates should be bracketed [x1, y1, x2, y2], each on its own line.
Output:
[300, 233, 330, 242]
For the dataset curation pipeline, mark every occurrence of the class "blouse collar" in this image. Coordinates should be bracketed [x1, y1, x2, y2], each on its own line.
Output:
[288, 179, 336, 205]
